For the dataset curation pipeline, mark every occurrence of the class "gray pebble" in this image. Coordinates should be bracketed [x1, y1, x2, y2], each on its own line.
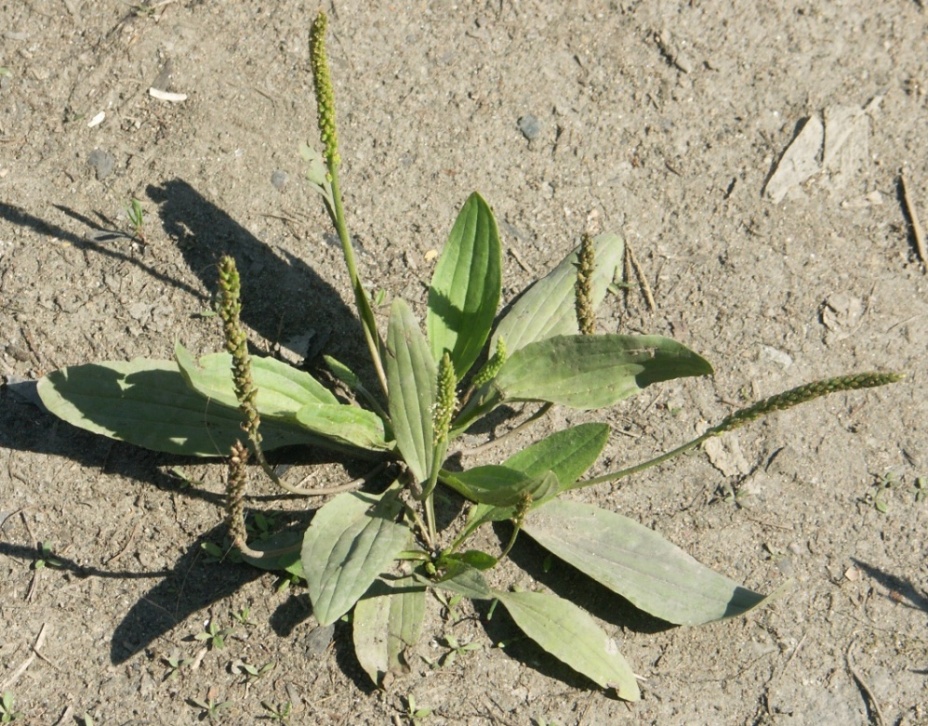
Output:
[87, 148, 115, 180]
[517, 114, 541, 141]
[271, 169, 288, 190]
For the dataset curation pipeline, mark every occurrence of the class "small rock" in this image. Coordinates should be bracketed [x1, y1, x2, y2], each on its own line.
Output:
[760, 344, 793, 368]
[305, 623, 335, 657]
[517, 114, 541, 141]
[271, 169, 288, 190]
[87, 148, 115, 180]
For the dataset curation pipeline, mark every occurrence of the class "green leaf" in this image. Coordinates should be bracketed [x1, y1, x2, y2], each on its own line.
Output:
[427, 192, 502, 377]
[353, 576, 426, 686]
[438, 550, 498, 571]
[386, 299, 437, 483]
[175, 343, 337, 414]
[494, 334, 713, 410]
[238, 530, 304, 579]
[462, 423, 610, 529]
[504, 422, 609, 488]
[442, 466, 558, 507]
[430, 562, 493, 600]
[492, 232, 624, 354]
[495, 590, 640, 700]
[523, 499, 769, 625]
[36, 359, 310, 457]
[301, 486, 410, 626]
[294, 402, 390, 451]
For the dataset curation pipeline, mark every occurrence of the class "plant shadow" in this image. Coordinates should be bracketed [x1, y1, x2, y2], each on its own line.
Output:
[146, 178, 372, 378]
[851, 558, 928, 613]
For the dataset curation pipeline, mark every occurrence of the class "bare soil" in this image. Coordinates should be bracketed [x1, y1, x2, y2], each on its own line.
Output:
[1, 1, 927, 724]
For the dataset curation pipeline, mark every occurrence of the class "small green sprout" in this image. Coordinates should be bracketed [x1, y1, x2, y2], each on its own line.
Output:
[230, 658, 274, 680]
[194, 619, 232, 650]
[0, 692, 21, 723]
[434, 591, 464, 621]
[260, 701, 292, 723]
[126, 197, 146, 244]
[437, 634, 482, 667]
[162, 652, 193, 681]
[33, 541, 63, 570]
[401, 695, 432, 724]
[188, 692, 231, 722]
[871, 471, 901, 513]
[231, 606, 252, 626]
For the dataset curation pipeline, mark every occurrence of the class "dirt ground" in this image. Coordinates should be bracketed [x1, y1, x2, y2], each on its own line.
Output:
[2, 1, 927, 724]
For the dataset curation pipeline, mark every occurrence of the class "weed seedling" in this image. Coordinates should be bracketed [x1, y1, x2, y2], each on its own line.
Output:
[231, 606, 252, 626]
[400, 694, 432, 724]
[194, 619, 232, 650]
[230, 658, 274, 681]
[0, 692, 21, 723]
[436, 633, 482, 667]
[126, 197, 146, 244]
[259, 701, 292, 723]
[32, 541, 62, 570]
[188, 691, 231, 722]
[161, 652, 193, 681]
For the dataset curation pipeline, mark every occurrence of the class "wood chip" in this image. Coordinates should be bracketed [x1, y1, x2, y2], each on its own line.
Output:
[149, 87, 188, 103]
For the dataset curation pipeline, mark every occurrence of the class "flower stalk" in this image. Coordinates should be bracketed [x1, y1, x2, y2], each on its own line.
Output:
[310, 11, 387, 394]
[579, 372, 904, 488]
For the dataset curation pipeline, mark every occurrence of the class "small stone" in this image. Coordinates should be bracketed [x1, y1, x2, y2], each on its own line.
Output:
[517, 114, 541, 141]
[87, 148, 115, 180]
[271, 169, 288, 190]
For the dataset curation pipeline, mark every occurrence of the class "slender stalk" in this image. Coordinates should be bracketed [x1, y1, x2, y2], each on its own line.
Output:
[577, 372, 904, 489]
[310, 12, 387, 394]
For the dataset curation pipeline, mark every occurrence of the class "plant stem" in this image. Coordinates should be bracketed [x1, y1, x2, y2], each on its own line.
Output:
[310, 11, 387, 395]
[329, 169, 388, 394]
[577, 371, 904, 489]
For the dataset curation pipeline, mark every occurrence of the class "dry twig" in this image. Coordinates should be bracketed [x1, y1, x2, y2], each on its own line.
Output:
[900, 171, 926, 267]
[0, 622, 50, 690]
[846, 640, 886, 726]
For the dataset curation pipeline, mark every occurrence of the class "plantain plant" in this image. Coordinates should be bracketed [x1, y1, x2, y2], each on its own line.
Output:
[36, 13, 901, 701]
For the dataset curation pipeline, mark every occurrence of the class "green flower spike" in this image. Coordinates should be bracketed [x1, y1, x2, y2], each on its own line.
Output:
[575, 232, 596, 335]
[309, 12, 340, 170]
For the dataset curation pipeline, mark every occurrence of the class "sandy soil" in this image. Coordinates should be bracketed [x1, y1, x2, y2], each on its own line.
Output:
[1, 1, 927, 724]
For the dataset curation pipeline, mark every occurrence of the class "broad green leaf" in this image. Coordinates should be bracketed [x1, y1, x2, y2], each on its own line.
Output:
[504, 422, 609, 488]
[429, 563, 493, 600]
[301, 487, 410, 626]
[523, 499, 769, 625]
[36, 360, 310, 456]
[177, 344, 387, 454]
[175, 343, 337, 414]
[294, 402, 390, 451]
[442, 466, 558, 507]
[353, 576, 426, 686]
[495, 590, 640, 700]
[463, 423, 610, 530]
[438, 550, 498, 571]
[386, 299, 437, 483]
[427, 192, 501, 377]
[238, 530, 304, 579]
[492, 232, 624, 354]
[494, 334, 712, 410]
